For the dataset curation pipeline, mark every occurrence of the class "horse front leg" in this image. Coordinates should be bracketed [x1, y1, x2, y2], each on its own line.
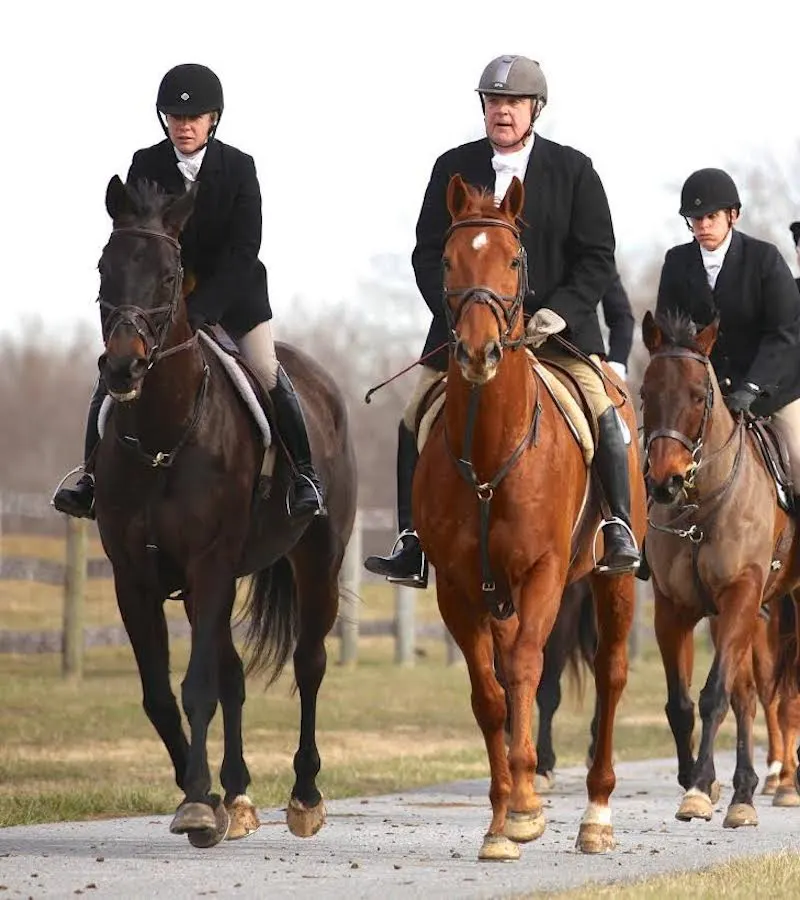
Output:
[751, 613, 783, 795]
[504, 557, 564, 846]
[116, 576, 189, 792]
[722, 650, 759, 827]
[438, 576, 518, 861]
[577, 569, 635, 853]
[169, 559, 236, 845]
[682, 574, 762, 823]
[654, 590, 698, 793]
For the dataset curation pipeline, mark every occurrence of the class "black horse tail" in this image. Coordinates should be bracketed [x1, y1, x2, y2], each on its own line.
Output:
[241, 556, 298, 686]
[774, 592, 800, 700]
[565, 583, 598, 699]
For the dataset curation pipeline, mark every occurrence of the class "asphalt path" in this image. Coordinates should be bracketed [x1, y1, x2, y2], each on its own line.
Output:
[2, 750, 799, 898]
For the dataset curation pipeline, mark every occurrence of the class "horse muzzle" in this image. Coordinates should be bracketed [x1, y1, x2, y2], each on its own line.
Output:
[100, 353, 148, 402]
[453, 337, 503, 384]
[647, 472, 686, 505]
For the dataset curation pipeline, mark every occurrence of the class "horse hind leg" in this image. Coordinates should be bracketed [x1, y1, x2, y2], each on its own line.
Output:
[285, 531, 340, 838]
[216, 598, 260, 840]
[577, 571, 634, 853]
[773, 693, 800, 807]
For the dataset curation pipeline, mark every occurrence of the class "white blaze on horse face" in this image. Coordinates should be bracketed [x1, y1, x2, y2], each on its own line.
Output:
[472, 232, 488, 251]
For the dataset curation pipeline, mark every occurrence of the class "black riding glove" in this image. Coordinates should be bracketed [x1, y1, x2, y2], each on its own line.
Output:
[726, 385, 759, 415]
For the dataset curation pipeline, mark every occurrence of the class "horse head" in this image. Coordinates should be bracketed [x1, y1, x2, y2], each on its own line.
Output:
[443, 174, 527, 384]
[641, 310, 722, 504]
[97, 175, 196, 401]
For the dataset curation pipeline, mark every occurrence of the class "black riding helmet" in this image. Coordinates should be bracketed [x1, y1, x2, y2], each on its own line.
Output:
[679, 168, 741, 218]
[790, 221, 800, 247]
[156, 64, 224, 141]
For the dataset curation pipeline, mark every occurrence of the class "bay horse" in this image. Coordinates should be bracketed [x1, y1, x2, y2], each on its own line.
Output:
[641, 310, 800, 827]
[93, 176, 357, 847]
[414, 174, 646, 860]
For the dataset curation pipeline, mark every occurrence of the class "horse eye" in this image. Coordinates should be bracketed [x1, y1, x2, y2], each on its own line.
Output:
[442, 258, 451, 271]
[510, 258, 520, 269]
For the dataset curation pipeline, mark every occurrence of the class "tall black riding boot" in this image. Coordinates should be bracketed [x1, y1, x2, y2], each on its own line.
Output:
[52, 380, 107, 520]
[593, 407, 640, 575]
[270, 366, 326, 518]
[363, 421, 428, 588]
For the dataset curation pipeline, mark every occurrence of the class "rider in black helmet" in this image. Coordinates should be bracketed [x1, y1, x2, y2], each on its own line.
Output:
[790, 220, 800, 292]
[657, 167, 800, 493]
[52, 63, 326, 521]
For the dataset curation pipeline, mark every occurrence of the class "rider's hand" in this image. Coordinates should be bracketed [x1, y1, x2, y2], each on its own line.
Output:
[525, 308, 567, 349]
[726, 385, 759, 415]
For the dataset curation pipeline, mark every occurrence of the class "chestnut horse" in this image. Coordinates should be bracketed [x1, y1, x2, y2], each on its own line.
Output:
[641, 311, 800, 826]
[414, 175, 646, 860]
[93, 177, 357, 847]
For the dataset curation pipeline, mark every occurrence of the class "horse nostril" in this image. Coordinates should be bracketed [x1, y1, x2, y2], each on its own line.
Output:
[454, 340, 471, 368]
[668, 474, 685, 496]
[129, 357, 148, 379]
[484, 340, 502, 367]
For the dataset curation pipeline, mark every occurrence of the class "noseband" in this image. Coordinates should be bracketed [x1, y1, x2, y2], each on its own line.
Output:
[442, 218, 529, 349]
[99, 227, 194, 367]
[644, 347, 713, 485]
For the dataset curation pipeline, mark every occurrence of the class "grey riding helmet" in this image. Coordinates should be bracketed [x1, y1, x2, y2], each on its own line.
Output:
[476, 55, 548, 104]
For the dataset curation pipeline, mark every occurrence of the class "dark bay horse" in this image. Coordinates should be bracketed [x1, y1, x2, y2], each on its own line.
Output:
[641, 311, 800, 826]
[414, 175, 646, 860]
[93, 176, 356, 847]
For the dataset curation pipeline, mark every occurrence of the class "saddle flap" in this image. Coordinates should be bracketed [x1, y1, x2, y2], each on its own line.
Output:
[197, 328, 272, 449]
[748, 418, 793, 511]
[415, 375, 448, 452]
[531, 358, 596, 465]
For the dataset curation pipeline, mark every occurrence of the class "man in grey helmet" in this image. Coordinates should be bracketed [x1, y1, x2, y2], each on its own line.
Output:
[365, 54, 639, 586]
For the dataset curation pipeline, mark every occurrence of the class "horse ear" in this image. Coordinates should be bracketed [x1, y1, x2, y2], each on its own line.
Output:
[163, 183, 197, 237]
[446, 174, 471, 219]
[695, 317, 720, 356]
[641, 310, 663, 353]
[106, 175, 133, 220]
[498, 176, 525, 222]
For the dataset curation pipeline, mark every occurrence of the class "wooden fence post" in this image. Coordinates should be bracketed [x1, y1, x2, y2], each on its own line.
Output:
[339, 509, 362, 666]
[62, 517, 87, 680]
[395, 584, 415, 666]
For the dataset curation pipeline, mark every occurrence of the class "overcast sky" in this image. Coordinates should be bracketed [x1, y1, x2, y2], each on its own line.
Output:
[3, 0, 799, 341]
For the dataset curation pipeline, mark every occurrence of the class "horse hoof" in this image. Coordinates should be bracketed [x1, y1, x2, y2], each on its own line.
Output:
[504, 809, 546, 843]
[723, 803, 758, 828]
[761, 774, 779, 796]
[576, 823, 615, 854]
[676, 788, 713, 822]
[187, 801, 231, 848]
[478, 833, 520, 861]
[772, 785, 800, 808]
[170, 800, 217, 835]
[534, 771, 555, 794]
[286, 795, 326, 837]
[226, 794, 261, 840]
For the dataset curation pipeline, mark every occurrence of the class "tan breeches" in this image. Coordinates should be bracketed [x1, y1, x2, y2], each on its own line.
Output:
[531, 346, 613, 417]
[770, 397, 800, 488]
[235, 321, 279, 391]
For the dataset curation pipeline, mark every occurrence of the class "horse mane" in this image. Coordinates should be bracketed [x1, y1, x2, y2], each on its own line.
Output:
[124, 178, 175, 218]
[655, 311, 702, 351]
[457, 182, 520, 224]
